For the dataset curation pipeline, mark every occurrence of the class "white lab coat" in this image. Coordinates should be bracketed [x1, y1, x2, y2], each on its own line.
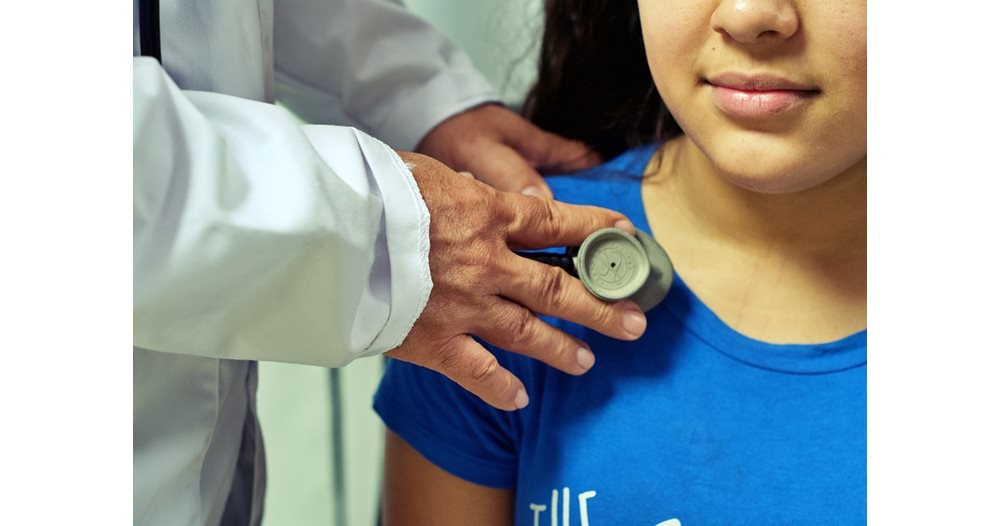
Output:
[132, 0, 496, 523]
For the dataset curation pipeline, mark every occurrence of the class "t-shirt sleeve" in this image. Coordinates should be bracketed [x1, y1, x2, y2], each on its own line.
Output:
[373, 354, 519, 489]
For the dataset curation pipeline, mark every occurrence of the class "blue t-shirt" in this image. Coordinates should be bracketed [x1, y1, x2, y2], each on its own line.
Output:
[374, 144, 867, 526]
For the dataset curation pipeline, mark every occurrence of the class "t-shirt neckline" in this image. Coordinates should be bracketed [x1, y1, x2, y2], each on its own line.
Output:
[622, 143, 867, 374]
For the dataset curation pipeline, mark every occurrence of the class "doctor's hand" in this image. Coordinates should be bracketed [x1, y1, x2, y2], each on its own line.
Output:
[416, 104, 601, 198]
[386, 152, 647, 412]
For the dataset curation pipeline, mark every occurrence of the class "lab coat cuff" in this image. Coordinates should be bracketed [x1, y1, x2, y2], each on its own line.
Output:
[350, 130, 434, 356]
[298, 125, 432, 361]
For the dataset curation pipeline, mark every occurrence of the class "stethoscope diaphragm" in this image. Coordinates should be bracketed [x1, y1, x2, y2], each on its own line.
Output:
[517, 227, 673, 312]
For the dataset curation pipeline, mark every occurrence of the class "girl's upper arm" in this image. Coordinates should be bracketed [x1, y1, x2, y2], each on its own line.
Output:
[381, 430, 514, 526]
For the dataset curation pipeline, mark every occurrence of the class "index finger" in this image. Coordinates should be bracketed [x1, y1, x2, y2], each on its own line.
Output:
[501, 193, 636, 249]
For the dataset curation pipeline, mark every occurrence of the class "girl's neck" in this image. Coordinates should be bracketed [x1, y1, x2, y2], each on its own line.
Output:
[659, 137, 867, 259]
[642, 137, 867, 344]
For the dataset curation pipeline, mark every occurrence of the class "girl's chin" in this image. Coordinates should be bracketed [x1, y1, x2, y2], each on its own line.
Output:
[712, 162, 842, 194]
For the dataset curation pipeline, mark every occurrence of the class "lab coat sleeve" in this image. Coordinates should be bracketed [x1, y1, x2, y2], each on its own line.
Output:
[272, 0, 499, 150]
[133, 57, 432, 367]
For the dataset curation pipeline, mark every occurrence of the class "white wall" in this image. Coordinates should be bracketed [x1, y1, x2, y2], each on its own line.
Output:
[258, 357, 386, 526]
[257, 363, 336, 525]
[403, 0, 542, 108]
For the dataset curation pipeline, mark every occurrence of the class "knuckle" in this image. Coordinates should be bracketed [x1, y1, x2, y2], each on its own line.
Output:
[595, 300, 619, 328]
[594, 301, 620, 330]
[467, 355, 501, 385]
[491, 192, 516, 228]
[434, 338, 474, 377]
[536, 265, 572, 311]
[433, 339, 468, 374]
[535, 198, 562, 237]
[472, 191, 513, 238]
[431, 339, 504, 392]
[509, 194, 554, 236]
[500, 307, 537, 348]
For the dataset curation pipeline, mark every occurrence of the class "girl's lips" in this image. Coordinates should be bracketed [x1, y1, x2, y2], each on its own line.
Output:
[710, 84, 816, 118]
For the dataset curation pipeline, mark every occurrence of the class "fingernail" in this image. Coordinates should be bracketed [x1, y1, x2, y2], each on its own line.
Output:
[576, 347, 596, 372]
[614, 219, 635, 233]
[522, 185, 554, 199]
[522, 186, 543, 198]
[622, 308, 647, 338]
[514, 388, 529, 409]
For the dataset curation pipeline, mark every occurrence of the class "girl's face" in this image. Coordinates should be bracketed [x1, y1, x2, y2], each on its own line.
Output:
[638, 0, 866, 193]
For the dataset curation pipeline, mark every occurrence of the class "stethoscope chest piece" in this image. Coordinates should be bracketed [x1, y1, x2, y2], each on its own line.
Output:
[572, 227, 674, 312]
[575, 228, 650, 302]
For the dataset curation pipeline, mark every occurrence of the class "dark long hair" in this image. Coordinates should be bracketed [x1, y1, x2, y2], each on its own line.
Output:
[523, 0, 680, 161]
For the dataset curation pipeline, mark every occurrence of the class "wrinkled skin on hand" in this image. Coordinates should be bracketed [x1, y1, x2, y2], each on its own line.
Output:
[387, 152, 648, 411]
[416, 104, 602, 197]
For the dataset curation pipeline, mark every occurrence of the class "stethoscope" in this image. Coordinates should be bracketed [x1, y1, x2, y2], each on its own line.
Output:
[138, 0, 162, 61]
[516, 227, 673, 312]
